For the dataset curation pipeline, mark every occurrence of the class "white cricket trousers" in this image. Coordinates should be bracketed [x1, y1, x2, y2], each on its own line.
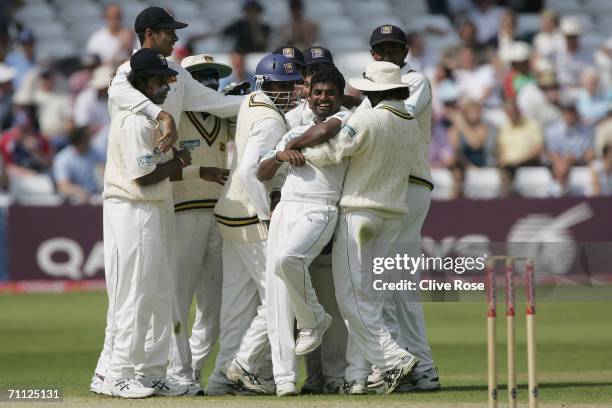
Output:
[333, 209, 412, 382]
[96, 198, 172, 379]
[166, 210, 223, 384]
[267, 200, 337, 385]
[209, 238, 270, 383]
[384, 184, 435, 374]
[304, 253, 349, 383]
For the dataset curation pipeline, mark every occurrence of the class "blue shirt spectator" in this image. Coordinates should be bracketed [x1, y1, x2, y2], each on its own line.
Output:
[545, 103, 594, 164]
[576, 69, 612, 126]
[5, 30, 36, 89]
[52, 127, 103, 203]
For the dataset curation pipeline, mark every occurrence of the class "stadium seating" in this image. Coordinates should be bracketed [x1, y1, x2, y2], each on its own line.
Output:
[514, 167, 554, 198]
[568, 166, 594, 196]
[463, 167, 503, 199]
[430, 168, 455, 200]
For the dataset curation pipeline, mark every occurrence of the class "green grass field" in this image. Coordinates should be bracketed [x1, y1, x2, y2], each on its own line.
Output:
[1, 292, 611, 407]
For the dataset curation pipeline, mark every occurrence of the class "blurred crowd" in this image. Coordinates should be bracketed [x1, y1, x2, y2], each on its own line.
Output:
[0, 0, 611, 202]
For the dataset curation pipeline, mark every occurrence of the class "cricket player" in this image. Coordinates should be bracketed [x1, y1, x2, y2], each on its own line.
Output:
[364, 25, 439, 392]
[300, 61, 420, 394]
[99, 48, 191, 398]
[91, 6, 243, 397]
[165, 54, 234, 396]
[206, 54, 302, 396]
[256, 66, 351, 396]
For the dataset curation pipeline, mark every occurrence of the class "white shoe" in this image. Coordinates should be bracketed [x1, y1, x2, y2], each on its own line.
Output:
[343, 379, 368, 395]
[184, 383, 205, 396]
[206, 377, 256, 396]
[295, 313, 332, 356]
[225, 359, 275, 394]
[380, 355, 419, 394]
[395, 367, 441, 392]
[105, 378, 155, 399]
[90, 373, 112, 396]
[137, 377, 188, 396]
[276, 382, 298, 396]
[367, 368, 384, 389]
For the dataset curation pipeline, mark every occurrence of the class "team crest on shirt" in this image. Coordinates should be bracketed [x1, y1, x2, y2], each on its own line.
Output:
[137, 154, 156, 166]
[180, 139, 201, 150]
[283, 48, 295, 58]
[341, 125, 356, 138]
[284, 63, 295, 74]
[381, 25, 393, 34]
[311, 48, 323, 58]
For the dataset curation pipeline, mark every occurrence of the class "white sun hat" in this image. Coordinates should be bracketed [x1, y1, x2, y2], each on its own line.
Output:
[181, 54, 232, 78]
[349, 61, 410, 92]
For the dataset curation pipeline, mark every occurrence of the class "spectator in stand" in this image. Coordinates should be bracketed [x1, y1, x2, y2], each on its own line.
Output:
[449, 99, 495, 168]
[594, 108, 612, 159]
[454, 46, 497, 107]
[278, 0, 319, 50]
[405, 31, 436, 74]
[594, 37, 612, 90]
[547, 155, 574, 197]
[0, 100, 52, 177]
[467, 0, 507, 45]
[5, 29, 36, 89]
[502, 41, 534, 99]
[491, 10, 528, 59]
[590, 143, 612, 196]
[52, 127, 104, 203]
[545, 100, 594, 165]
[430, 115, 456, 169]
[73, 65, 112, 159]
[576, 68, 612, 126]
[517, 62, 562, 128]
[555, 17, 592, 91]
[32, 69, 73, 151]
[442, 20, 488, 68]
[68, 54, 102, 98]
[533, 10, 564, 60]
[497, 98, 543, 170]
[0, 64, 15, 131]
[86, 3, 132, 65]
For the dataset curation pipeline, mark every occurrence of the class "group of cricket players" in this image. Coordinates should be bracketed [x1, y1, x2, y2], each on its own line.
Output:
[90, 6, 439, 399]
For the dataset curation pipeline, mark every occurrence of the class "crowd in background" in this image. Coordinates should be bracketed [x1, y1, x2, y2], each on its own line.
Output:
[0, 0, 611, 203]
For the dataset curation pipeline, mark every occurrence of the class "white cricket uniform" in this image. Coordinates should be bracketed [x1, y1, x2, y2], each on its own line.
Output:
[285, 100, 315, 129]
[166, 112, 235, 385]
[261, 109, 351, 386]
[208, 92, 287, 386]
[358, 66, 436, 375]
[303, 100, 419, 382]
[99, 109, 174, 380]
[95, 55, 243, 380]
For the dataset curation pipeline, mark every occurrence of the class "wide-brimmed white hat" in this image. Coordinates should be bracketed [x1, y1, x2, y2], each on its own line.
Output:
[506, 41, 531, 62]
[89, 65, 114, 90]
[349, 61, 410, 92]
[181, 54, 232, 78]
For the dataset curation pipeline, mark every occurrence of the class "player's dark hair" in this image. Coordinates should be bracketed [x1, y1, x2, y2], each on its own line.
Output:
[367, 87, 410, 101]
[603, 143, 611, 157]
[309, 66, 345, 96]
[137, 27, 161, 45]
[306, 62, 333, 77]
[126, 71, 153, 95]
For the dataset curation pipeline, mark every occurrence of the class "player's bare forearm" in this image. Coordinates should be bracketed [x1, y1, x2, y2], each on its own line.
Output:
[137, 149, 191, 186]
[257, 156, 282, 181]
[285, 119, 342, 151]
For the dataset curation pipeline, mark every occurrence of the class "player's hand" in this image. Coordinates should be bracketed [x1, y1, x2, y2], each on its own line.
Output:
[174, 148, 192, 167]
[200, 167, 230, 185]
[276, 150, 305, 167]
[223, 81, 251, 95]
[157, 111, 178, 152]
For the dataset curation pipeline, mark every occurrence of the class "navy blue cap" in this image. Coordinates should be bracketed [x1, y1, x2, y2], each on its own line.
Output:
[130, 48, 178, 76]
[134, 7, 188, 32]
[303, 46, 334, 66]
[273, 46, 305, 67]
[370, 24, 407, 47]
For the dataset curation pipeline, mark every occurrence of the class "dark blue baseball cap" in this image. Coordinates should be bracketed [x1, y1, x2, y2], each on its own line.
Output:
[273, 46, 305, 68]
[130, 48, 178, 76]
[134, 7, 188, 32]
[303, 46, 334, 66]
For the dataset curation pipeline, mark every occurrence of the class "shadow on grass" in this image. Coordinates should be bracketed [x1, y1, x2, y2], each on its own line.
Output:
[442, 382, 612, 393]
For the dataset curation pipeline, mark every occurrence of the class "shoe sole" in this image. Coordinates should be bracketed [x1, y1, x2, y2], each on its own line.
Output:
[90, 387, 112, 397]
[295, 315, 332, 356]
[226, 366, 273, 394]
[109, 391, 155, 399]
[384, 357, 419, 395]
[396, 382, 442, 393]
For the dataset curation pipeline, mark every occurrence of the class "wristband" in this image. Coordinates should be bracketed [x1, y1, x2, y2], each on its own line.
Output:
[182, 165, 200, 180]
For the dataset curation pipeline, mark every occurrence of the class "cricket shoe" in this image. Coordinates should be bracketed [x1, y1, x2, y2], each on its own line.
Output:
[206, 377, 257, 396]
[137, 376, 189, 396]
[295, 313, 332, 356]
[395, 367, 441, 392]
[379, 355, 419, 394]
[366, 368, 384, 389]
[90, 373, 112, 396]
[105, 377, 155, 399]
[342, 379, 368, 395]
[184, 382, 206, 396]
[322, 378, 344, 395]
[276, 382, 298, 396]
[299, 375, 323, 395]
[225, 359, 276, 394]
